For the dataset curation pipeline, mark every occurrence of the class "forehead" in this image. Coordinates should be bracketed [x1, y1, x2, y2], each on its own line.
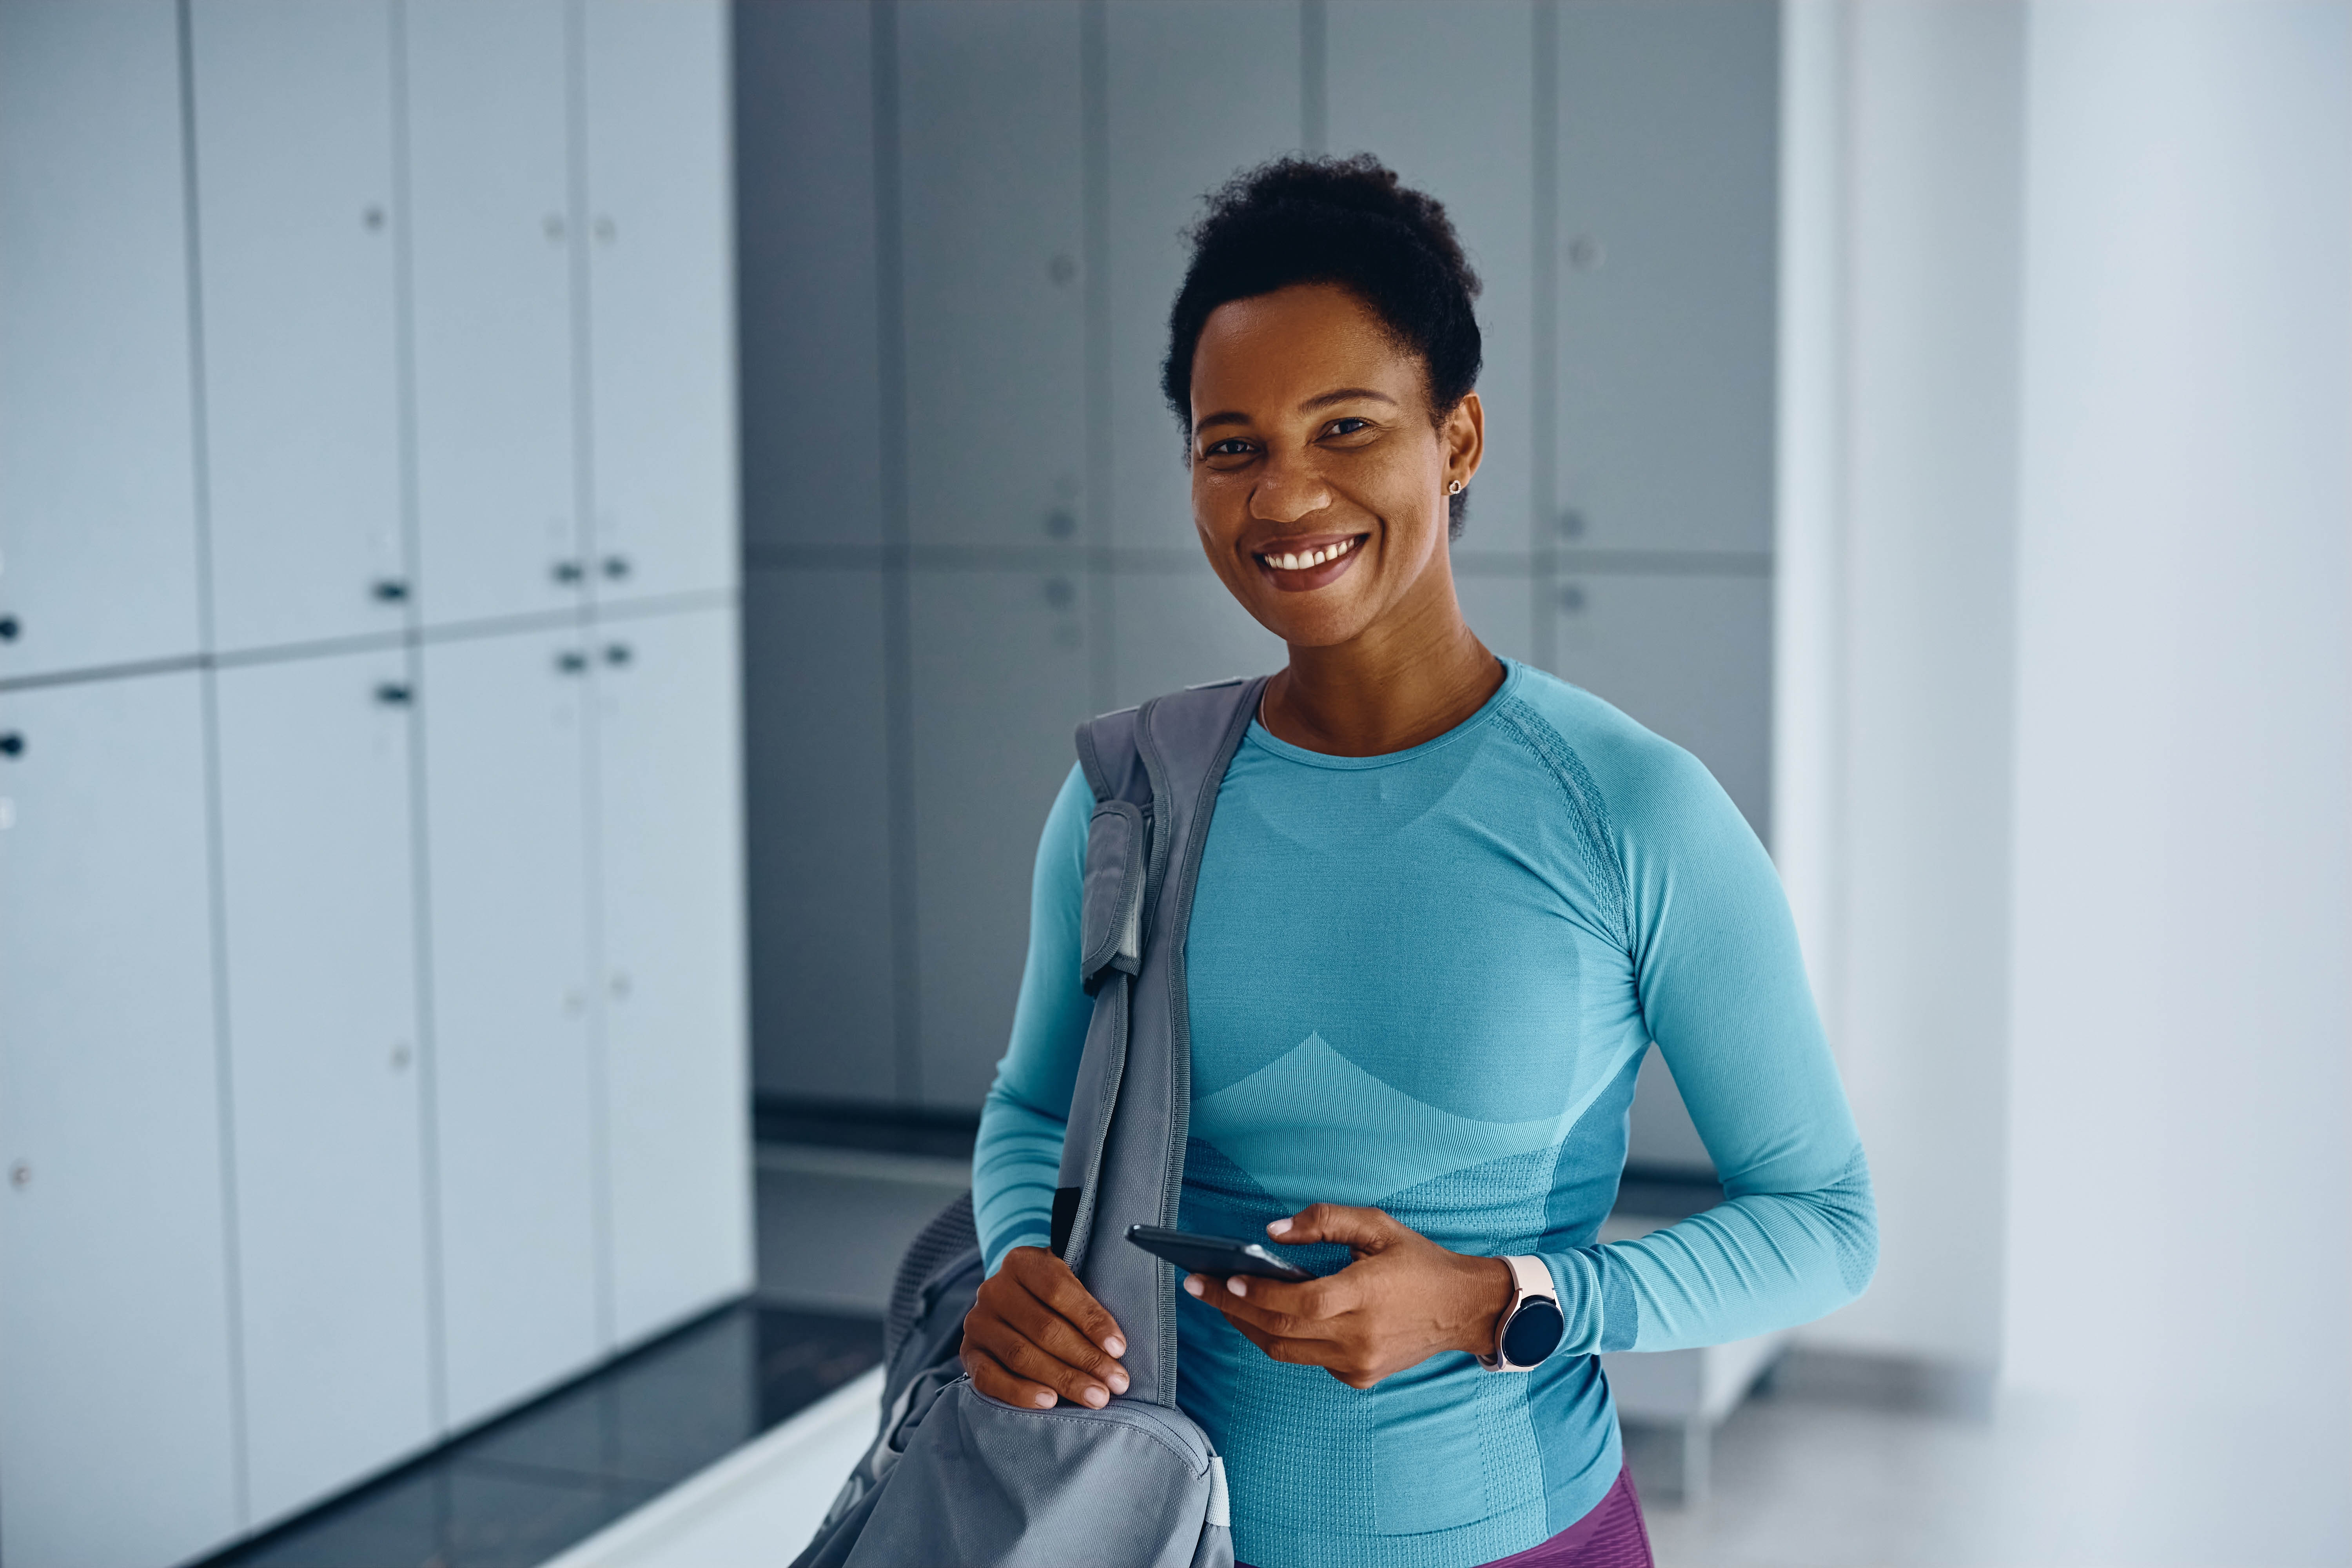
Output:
[1189, 283, 1426, 418]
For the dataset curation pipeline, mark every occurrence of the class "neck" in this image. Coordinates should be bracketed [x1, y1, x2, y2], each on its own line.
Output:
[1263, 568, 1503, 757]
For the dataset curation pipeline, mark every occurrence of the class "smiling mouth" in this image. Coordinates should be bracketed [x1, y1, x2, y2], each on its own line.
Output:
[1254, 534, 1366, 575]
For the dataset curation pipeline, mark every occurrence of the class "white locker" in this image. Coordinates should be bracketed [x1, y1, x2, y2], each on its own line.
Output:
[192, 0, 409, 652]
[592, 606, 752, 1345]
[908, 568, 1093, 1109]
[1104, 1, 1302, 550]
[0, 0, 203, 682]
[1554, 0, 1778, 555]
[213, 650, 434, 1528]
[581, 0, 737, 602]
[1544, 572, 1771, 841]
[1327, 0, 1539, 554]
[0, 672, 240, 1568]
[406, 0, 584, 627]
[898, 0, 1086, 549]
[743, 570, 900, 1103]
[421, 628, 602, 1428]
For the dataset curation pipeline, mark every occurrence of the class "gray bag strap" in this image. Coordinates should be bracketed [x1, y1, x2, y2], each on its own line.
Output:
[1050, 675, 1265, 1410]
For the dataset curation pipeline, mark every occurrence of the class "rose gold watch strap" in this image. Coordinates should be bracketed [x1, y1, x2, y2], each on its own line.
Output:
[1504, 1253, 1557, 1305]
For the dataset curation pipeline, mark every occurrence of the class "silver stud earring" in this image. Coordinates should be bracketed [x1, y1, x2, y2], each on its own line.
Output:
[1447, 479, 1465, 495]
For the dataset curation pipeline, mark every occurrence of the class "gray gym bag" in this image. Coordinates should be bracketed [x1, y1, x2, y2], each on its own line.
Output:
[793, 677, 1266, 1568]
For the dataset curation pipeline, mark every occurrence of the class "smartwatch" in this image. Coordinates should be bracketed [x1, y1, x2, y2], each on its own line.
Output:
[1478, 1255, 1565, 1372]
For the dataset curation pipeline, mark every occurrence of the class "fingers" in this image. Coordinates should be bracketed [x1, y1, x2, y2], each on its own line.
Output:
[1267, 1202, 1401, 1251]
[1005, 1247, 1127, 1358]
[964, 1310, 1119, 1407]
[1183, 1270, 1345, 1341]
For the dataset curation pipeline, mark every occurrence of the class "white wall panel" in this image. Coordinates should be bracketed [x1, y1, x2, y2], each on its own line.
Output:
[407, 0, 583, 626]
[898, 0, 1085, 548]
[1544, 572, 1770, 841]
[583, 0, 736, 601]
[193, 0, 408, 651]
[422, 628, 601, 1427]
[0, 672, 239, 1567]
[214, 649, 434, 1527]
[0, 0, 202, 681]
[594, 606, 752, 1345]
[908, 569, 1092, 1109]
[1104, 1, 1301, 551]
[744, 570, 899, 1102]
[1555, 0, 1778, 555]
[1328, 0, 1538, 554]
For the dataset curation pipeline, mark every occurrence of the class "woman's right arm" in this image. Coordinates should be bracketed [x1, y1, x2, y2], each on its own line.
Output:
[962, 764, 1131, 1409]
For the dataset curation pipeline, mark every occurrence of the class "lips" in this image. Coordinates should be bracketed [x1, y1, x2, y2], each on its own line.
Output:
[1252, 532, 1368, 592]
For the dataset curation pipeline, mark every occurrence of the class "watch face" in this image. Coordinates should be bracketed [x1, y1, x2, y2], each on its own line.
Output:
[1501, 1297, 1566, 1367]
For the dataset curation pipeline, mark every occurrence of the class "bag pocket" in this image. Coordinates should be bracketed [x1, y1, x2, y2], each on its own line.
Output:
[845, 1379, 1232, 1568]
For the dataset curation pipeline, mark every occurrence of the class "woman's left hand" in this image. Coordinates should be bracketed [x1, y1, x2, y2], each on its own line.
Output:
[1185, 1203, 1517, 1390]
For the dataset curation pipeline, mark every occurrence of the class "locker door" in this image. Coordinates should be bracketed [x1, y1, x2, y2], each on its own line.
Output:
[744, 569, 898, 1103]
[1328, 0, 1539, 553]
[421, 628, 601, 1428]
[407, 0, 584, 627]
[898, 0, 1085, 549]
[1544, 572, 1772, 841]
[1104, 1, 1302, 551]
[192, 0, 408, 652]
[734, 0, 887, 552]
[1554, 1, 1778, 555]
[908, 568, 1093, 1109]
[0, 673, 239, 1568]
[581, 0, 736, 602]
[0, 0, 203, 682]
[214, 650, 433, 1528]
[1107, 566, 1285, 711]
[592, 606, 753, 1345]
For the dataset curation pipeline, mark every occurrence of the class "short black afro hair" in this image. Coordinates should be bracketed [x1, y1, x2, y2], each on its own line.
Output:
[1162, 154, 1484, 537]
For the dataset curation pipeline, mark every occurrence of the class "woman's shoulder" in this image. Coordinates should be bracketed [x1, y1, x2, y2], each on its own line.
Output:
[1490, 662, 1736, 838]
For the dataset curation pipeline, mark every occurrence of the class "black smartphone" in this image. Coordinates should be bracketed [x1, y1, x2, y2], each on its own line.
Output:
[1125, 1223, 1316, 1282]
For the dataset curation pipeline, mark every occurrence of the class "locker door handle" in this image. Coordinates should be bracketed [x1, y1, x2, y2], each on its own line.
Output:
[556, 651, 588, 675]
[552, 560, 586, 586]
[601, 555, 630, 581]
[374, 683, 413, 706]
[0, 733, 22, 759]
[372, 578, 410, 603]
[0, 614, 18, 641]
[602, 642, 632, 667]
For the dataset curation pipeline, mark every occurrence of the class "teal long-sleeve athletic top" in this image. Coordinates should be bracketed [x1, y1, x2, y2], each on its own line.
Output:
[973, 661, 1875, 1568]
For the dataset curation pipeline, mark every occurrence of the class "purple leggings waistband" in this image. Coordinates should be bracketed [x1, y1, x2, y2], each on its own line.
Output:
[1238, 1461, 1653, 1568]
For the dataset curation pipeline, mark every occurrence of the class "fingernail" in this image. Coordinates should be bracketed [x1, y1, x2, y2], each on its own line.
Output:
[1267, 1217, 1293, 1236]
[1227, 1276, 1248, 1296]
[1083, 1384, 1109, 1408]
[1105, 1335, 1126, 1356]
[1108, 1370, 1129, 1394]
[1183, 1276, 1205, 1298]
[1033, 1389, 1055, 1408]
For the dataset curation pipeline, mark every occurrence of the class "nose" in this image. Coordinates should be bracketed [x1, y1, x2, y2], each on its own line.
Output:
[1250, 449, 1332, 526]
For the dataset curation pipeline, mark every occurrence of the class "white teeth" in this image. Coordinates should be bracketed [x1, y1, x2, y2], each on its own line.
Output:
[1279, 552, 1301, 570]
[1262, 537, 1359, 570]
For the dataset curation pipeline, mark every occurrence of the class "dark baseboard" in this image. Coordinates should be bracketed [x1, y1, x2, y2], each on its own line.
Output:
[753, 1094, 980, 1160]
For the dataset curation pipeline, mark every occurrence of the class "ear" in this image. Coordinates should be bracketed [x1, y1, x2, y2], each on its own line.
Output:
[1443, 392, 1485, 492]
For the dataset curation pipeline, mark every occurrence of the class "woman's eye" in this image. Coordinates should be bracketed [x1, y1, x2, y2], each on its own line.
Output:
[1324, 418, 1372, 437]
[1204, 438, 1253, 458]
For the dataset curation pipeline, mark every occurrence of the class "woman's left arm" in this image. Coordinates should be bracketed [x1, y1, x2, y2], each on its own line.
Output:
[1538, 739, 1877, 1356]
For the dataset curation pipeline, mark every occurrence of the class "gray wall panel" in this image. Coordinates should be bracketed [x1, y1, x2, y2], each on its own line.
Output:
[1556, 0, 1779, 555]
[743, 570, 898, 1103]
[908, 567, 1092, 1110]
[734, 0, 887, 551]
[1107, 564, 1285, 710]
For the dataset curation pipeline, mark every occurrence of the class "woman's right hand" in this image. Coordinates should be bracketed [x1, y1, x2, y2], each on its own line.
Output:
[961, 1245, 1131, 1410]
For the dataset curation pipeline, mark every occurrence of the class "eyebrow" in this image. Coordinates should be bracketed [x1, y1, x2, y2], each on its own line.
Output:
[1193, 387, 1400, 433]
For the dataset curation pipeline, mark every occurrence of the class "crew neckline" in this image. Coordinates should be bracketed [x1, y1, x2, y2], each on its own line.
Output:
[1243, 658, 1524, 771]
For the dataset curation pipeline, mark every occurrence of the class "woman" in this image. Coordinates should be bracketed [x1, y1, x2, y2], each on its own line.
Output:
[963, 156, 1875, 1568]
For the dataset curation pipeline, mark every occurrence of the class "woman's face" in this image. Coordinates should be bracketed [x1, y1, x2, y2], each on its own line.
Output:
[1188, 281, 1481, 650]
